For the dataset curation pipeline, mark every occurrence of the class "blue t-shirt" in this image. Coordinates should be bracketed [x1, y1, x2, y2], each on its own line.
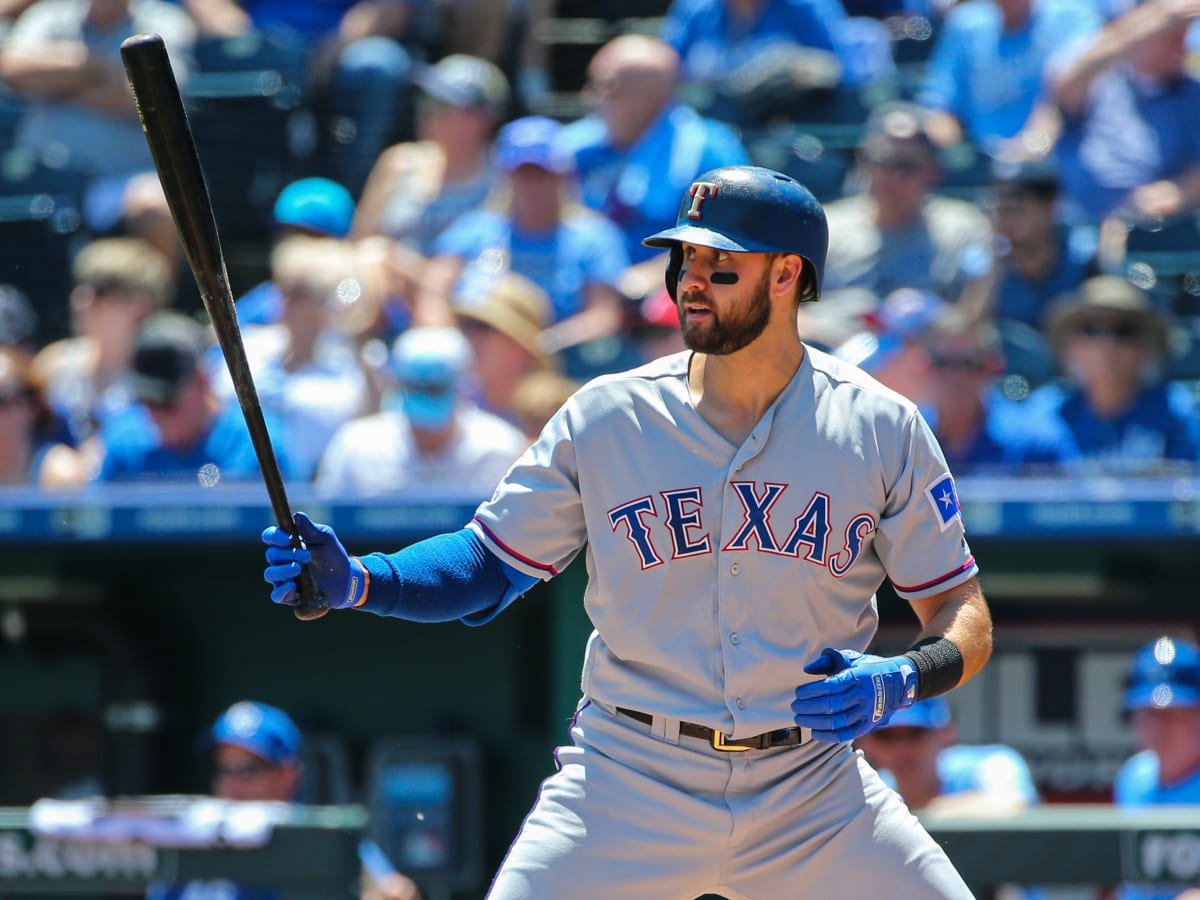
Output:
[917, 0, 1099, 148]
[661, 0, 846, 84]
[1053, 61, 1200, 222]
[236, 281, 284, 327]
[1027, 379, 1200, 470]
[992, 225, 1099, 329]
[929, 391, 1074, 474]
[433, 208, 630, 322]
[1114, 751, 1200, 900]
[242, 0, 356, 41]
[558, 104, 750, 265]
[96, 404, 295, 483]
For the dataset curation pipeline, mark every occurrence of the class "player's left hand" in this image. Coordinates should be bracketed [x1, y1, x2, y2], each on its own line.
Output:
[791, 648, 919, 743]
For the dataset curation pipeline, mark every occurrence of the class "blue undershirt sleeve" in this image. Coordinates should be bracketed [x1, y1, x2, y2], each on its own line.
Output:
[355, 527, 540, 625]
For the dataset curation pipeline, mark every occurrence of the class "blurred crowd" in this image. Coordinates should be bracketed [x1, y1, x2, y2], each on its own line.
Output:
[1, 0, 1200, 491]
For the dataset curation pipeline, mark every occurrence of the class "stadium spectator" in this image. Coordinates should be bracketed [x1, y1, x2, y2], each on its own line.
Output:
[509, 369, 581, 443]
[914, 308, 1073, 473]
[833, 286, 945, 404]
[315, 326, 527, 496]
[0, 0, 195, 232]
[95, 311, 296, 483]
[149, 700, 424, 900]
[915, 0, 1099, 154]
[556, 34, 751, 301]
[1030, 275, 1200, 473]
[0, 346, 81, 488]
[1048, 0, 1200, 224]
[31, 238, 173, 447]
[237, 176, 358, 327]
[966, 159, 1098, 332]
[630, 287, 687, 364]
[182, 0, 418, 197]
[659, 0, 874, 126]
[858, 696, 1039, 815]
[352, 53, 509, 259]
[1115, 635, 1200, 900]
[454, 271, 556, 426]
[419, 115, 634, 379]
[0, 284, 38, 359]
[821, 102, 993, 305]
[208, 236, 371, 481]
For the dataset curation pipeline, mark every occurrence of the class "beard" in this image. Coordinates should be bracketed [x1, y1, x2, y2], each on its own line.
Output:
[680, 266, 773, 355]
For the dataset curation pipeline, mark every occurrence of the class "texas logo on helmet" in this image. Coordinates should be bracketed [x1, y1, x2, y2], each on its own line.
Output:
[686, 182, 719, 219]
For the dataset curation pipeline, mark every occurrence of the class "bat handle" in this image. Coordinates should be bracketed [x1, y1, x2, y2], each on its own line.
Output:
[294, 553, 329, 622]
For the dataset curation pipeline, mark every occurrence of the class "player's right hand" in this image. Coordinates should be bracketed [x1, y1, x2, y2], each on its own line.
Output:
[262, 512, 367, 609]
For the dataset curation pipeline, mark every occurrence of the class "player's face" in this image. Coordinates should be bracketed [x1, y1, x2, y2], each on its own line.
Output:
[676, 244, 772, 355]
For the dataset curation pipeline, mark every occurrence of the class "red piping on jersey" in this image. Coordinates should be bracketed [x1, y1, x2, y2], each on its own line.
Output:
[472, 517, 559, 576]
[890, 557, 976, 594]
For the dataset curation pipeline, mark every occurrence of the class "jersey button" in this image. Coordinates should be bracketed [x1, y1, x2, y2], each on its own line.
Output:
[735, 697, 746, 709]
[730, 632, 741, 645]
[730, 562, 741, 575]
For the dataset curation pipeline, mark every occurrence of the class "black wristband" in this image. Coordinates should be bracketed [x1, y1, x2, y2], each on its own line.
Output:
[903, 636, 965, 700]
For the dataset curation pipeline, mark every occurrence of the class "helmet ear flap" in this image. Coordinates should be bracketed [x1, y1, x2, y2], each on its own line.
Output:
[665, 243, 683, 302]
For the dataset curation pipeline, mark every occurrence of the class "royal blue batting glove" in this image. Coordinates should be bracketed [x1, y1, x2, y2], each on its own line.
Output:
[262, 512, 367, 609]
[790, 648, 918, 743]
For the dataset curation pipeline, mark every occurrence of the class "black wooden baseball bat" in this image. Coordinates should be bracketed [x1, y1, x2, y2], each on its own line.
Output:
[120, 32, 328, 621]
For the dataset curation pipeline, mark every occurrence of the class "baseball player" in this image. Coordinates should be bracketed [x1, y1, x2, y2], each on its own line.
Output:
[263, 165, 993, 898]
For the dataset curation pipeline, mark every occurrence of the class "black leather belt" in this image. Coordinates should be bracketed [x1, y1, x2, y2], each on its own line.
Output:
[616, 707, 807, 752]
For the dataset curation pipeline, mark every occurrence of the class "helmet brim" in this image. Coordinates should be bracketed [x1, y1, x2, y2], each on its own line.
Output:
[642, 224, 769, 252]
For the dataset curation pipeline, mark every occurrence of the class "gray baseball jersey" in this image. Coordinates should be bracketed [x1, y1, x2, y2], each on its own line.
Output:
[469, 346, 977, 737]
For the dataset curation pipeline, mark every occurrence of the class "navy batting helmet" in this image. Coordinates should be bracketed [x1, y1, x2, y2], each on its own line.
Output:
[643, 165, 828, 302]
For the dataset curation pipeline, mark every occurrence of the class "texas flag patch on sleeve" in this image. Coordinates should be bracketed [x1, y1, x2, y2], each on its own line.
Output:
[924, 473, 963, 532]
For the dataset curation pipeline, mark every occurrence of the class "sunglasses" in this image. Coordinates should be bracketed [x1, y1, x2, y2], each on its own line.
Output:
[870, 727, 936, 744]
[1072, 320, 1144, 342]
[214, 760, 274, 779]
[929, 353, 987, 371]
[0, 386, 32, 407]
[864, 154, 926, 175]
[403, 382, 454, 398]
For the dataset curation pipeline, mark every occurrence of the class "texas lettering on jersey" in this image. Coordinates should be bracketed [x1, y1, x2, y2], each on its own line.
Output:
[608, 481, 877, 577]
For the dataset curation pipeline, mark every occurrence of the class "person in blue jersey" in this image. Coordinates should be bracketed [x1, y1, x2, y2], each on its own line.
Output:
[1115, 636, 1200, 900]
[556, 34, 751, 301]
[1029, 275, 1200, 474]
[418, 115, 636, 380]
[236, 177, 358, 328]
[0, 346, 81, 489]
[1048, 0, 1200, 225]
[95, 313, 295, 484]
[859, 695, 1038, 814]
[659, 0, 882, 124]
[916, 0, 1099, 154]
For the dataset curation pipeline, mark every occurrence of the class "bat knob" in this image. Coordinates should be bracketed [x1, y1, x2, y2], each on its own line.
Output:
[294, 567, 329, 621]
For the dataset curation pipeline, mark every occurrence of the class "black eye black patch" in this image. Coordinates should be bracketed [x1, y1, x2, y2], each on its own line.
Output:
[710, 272, 739, 284]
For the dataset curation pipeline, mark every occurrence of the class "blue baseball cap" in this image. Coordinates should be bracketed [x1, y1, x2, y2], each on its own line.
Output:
[211, 701, 300, 764]
[872, 288, 946, 338]
[1124, 636, 1200, 711]
[391, 327, 472, 429]
[877, 697, 952, 731]
[273, 178, 355, 238]
[494, 116, 572, 174]
[834, 330, 904, 374]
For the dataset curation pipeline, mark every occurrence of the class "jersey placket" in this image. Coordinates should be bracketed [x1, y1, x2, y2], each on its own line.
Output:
[716, 419, 774, 736]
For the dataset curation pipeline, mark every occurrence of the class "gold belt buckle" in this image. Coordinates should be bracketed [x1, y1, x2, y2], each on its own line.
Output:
[711, 731, 751, 752]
